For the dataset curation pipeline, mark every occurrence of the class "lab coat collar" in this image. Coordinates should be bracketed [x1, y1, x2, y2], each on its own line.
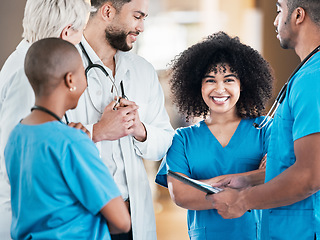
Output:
[16, 39, 31, 55]
[79, 36, 131, 79]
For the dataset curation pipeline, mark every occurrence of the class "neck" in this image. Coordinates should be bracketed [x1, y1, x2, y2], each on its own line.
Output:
[206, 110, 241, 126]
[84, 24, 116, 71]
[294, 23, 320, 60]
[34, 102, 65, 120]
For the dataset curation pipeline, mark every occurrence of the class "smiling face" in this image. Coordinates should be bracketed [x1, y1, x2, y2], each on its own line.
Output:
[105, 0, 148, 51]
[201, 64, 241, 117]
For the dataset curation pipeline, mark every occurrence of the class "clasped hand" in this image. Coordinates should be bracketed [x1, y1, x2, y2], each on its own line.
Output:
[93, 98, 146, 142]
[205, 175, 250, 219]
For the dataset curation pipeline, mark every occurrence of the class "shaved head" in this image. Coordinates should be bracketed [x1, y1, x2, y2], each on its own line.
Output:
[25, 38, 81, 97]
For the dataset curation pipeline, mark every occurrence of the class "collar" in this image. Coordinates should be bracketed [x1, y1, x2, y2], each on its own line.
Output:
[16, 39, 31, 55]
[78, 36, 131, 79]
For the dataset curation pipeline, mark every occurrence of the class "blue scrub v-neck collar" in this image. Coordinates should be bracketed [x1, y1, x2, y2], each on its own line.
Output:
[201, 119, 243, 149]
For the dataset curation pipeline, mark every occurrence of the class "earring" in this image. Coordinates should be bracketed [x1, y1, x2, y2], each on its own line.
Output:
[70, 86, 77, 92]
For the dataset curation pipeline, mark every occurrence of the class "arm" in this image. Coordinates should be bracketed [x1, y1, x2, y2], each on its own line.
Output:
[207, 133, 320, 218]
[131, 70, 174, 160]
[0, 71, 34, 168]
[167, 173, 215, 210]
[209, 168, 265, 190]
[100, 196, 131, 234]
[167, 168, 265, 211]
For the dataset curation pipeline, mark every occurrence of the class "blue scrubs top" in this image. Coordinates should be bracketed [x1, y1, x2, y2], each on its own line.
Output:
[262, 52, 320, 240]
[156, 117, 272, 240]
[5, 122, 121, 240]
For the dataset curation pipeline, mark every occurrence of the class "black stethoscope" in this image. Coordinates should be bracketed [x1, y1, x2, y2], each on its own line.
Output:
[63, 42, 128, 125]
[254, 45, 320, 129]
[31, 105, 64, 123]
[79, 42, 128, 113]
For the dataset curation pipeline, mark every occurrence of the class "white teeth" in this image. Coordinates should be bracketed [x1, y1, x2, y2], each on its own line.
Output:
[212, 97, 229, 102]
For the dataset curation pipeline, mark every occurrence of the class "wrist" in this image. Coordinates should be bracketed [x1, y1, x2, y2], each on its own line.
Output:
[92, 122, 105, 142]
[239, 187, 252, 211]
[133, 122, 147, 142]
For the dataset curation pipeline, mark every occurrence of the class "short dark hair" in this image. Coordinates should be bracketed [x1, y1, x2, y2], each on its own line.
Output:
[169, 31, 274, 120]
[91, 0, 131, 13]
[287, 0, 320, 25]
[25, 38, 80, 97]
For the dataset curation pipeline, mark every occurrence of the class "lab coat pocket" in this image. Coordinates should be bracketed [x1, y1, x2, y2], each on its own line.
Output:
[188, 227, 206, 240]
[268, 209, 314, 240]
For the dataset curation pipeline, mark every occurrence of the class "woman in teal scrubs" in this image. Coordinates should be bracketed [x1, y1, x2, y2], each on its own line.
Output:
[155, 32, 274, 239]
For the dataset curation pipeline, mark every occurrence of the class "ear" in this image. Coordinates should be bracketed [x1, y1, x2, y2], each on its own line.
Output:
[60, 24, 73, 40]
[64, 72, 76, 92]
[100, 2, 116, 22]
[294, 7, 306, 25]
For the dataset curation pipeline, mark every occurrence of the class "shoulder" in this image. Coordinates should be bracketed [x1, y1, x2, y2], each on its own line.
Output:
[0, 41, 30, 97]
[175, 121, 205, 137]
[117, 51, 155, 72]
[291, 52, 320, 88]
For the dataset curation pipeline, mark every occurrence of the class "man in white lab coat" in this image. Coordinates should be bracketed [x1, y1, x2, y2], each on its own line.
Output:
[65, 0, 174, 239]
[0, 1, 90, 239]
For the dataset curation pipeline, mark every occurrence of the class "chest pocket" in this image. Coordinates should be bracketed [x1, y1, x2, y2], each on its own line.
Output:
[269, 100, 296, 170]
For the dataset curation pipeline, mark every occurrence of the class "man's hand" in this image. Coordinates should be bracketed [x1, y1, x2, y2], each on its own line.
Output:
[210, 175, 251, 190]
[68, 122, 91, 138]
[92, 99, 139, 142]
[118, 98, 147, 142]
[206, 188, 248, 219]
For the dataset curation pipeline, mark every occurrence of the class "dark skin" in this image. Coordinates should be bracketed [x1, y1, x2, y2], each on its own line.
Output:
[24, 44, 131, 233]
[206, 0, 320, 219]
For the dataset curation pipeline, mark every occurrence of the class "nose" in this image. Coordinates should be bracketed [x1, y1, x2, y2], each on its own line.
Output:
[136, 20, 144, 33]
[273, 15, 278, 28]
[215, 83, 226, 94]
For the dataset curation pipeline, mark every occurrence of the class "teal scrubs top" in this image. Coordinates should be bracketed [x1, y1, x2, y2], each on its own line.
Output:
[262, 52, 320, 240]
[156, 117, 272, 240]
[5, 122, 121, 240]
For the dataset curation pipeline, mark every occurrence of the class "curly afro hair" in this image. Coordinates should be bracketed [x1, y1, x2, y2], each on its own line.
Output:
[169, 31, 274, 120]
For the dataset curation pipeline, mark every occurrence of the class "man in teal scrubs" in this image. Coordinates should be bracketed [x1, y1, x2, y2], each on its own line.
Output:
[206, 0, 320, 239]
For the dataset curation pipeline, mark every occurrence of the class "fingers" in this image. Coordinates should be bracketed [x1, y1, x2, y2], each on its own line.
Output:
[68, 122, 91, 138]
[211, 178, 231, 188]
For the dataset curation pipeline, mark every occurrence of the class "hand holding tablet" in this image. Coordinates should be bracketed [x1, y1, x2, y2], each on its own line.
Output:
[168, 170, 223, 194]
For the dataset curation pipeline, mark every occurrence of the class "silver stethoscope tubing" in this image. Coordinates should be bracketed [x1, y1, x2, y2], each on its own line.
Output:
[254, 45, 320, 129]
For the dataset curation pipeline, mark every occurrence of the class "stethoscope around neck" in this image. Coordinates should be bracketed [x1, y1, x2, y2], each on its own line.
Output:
[254, 45, 320, 129]
[79, 42, 127, 111]
[63, 42, 128, 125]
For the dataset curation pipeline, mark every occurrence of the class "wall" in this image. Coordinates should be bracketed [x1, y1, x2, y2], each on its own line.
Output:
[0, 0, 25, 68]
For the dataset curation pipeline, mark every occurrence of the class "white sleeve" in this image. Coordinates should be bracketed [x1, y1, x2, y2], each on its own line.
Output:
[0, 70, 35, 175]
[133, 70, 174, 161]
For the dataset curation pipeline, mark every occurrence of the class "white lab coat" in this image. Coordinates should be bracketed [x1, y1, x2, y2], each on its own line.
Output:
[0, 40, 33, 240]
[66, 38, 174, 240]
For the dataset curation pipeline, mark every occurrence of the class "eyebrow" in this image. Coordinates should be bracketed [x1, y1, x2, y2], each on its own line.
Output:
[203, 75, 215, 78]
[134, 11, 148, 18]
[276, 2, 281, 7]
[224, 74, 238, 78]
[203, 74, 238, 78]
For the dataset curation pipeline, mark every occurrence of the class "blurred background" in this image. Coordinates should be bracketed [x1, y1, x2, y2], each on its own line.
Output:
[0, 0, 300, 239]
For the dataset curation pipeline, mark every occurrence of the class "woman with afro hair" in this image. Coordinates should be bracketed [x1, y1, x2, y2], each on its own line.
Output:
[155, 31, 274, 240]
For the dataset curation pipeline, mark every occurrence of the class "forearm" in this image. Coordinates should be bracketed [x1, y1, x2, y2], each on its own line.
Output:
[243, 169, 265, 186]
[133, 123, 173, 160]
[168, 176, 214, 210]
[243, 163, 318, 210]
